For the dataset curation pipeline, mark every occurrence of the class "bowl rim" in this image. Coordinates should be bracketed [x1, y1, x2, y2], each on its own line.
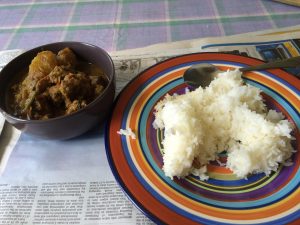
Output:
[0, 41, 115, 124]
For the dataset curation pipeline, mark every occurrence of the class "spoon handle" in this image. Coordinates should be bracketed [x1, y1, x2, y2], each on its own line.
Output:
[240, 56, 300, 72]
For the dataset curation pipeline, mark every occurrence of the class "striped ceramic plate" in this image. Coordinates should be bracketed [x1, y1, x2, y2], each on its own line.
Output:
[105, 53, 300, 225]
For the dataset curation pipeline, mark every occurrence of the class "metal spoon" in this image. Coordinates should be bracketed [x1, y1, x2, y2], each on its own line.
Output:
[183, 56, 300, 88]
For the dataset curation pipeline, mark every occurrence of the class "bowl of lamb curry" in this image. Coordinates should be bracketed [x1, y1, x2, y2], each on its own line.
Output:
[0, 42, 115, 139]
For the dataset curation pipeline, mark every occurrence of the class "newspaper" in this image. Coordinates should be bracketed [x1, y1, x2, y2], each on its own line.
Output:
[0, 25, 299, 225]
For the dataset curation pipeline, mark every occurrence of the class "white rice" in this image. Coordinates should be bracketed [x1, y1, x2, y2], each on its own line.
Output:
[117, 128, 136, 139]
[153, 69, 294, 180]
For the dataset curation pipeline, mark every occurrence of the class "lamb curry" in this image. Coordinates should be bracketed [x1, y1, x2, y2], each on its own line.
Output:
[9, 48, 108, 120]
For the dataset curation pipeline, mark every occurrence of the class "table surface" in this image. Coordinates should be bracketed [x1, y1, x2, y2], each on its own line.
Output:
[0, 1, 300, 224]
[0, 0, 300, 52]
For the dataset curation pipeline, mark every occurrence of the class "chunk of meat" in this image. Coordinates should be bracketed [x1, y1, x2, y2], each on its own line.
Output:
[57, 47, 77, 69]
[48, 66, 69, 84]
[31, 93, 52, 120]
[66, 100, 87, 115]
[35, 76, 50, 94]
[60, 72, 93, 101]
[48, 85, 64, 106]
[94, 84, 104, 96]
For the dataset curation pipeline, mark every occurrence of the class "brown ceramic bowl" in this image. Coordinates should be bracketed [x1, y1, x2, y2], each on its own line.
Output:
[0, 42, 115, 140]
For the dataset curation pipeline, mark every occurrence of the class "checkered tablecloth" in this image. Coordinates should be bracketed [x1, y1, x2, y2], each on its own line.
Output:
[0, 0, 299, 52]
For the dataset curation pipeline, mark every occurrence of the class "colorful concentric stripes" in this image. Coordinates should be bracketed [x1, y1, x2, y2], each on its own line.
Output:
[105, 53, 300, 225]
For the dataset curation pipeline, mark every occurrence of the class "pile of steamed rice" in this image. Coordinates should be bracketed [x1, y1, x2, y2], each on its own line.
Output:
[153, 69, 294, 180]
